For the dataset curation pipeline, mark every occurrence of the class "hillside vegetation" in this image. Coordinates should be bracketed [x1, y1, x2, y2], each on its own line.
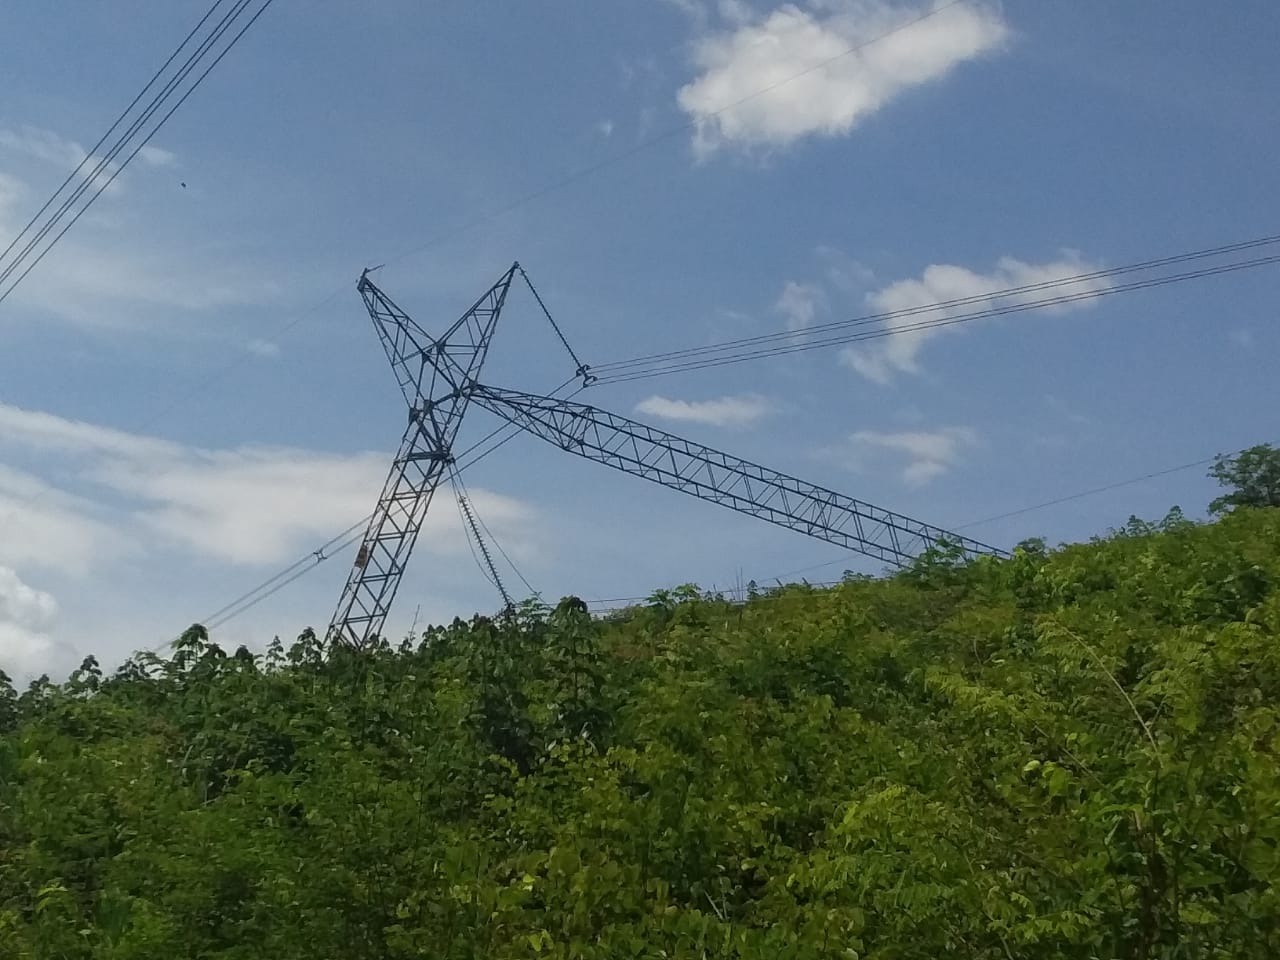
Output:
[2, 507, 1279, 958]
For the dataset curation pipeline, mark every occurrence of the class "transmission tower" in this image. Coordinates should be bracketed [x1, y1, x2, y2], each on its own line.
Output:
[329, 267, 1006, 648]
[326, 264, 516, 648]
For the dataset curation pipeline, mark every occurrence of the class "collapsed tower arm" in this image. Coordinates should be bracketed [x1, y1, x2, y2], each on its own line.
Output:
[469, 385, 1006, 569]
[327, 266, 516, 648]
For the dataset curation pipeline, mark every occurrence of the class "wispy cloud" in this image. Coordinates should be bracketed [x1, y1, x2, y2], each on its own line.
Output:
[0, 402, 534, 568]
[636, 393, 774, 427]
[0, 124, 128, 195]
[247, 338, 281, 358]
[775, 280, 824, 330]
[840, 253, 1111, 384]
[677, 0, 1009, 158]
[849, 425, 977, 485]
[137, 144, 176, 167]
[0, 125, 272, 329]
[0, 401, 540, 679]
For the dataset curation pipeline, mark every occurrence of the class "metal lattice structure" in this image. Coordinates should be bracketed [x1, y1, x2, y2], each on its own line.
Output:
[330, 267, 1006, 648]
[326, 265, 516, 647]
[470, 386, 1002, 569]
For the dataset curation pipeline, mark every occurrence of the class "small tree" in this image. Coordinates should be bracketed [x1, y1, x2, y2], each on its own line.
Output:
[1209, 443, 1280, 514]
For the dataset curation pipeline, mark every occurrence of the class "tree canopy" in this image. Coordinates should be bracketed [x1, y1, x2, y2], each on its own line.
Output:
[2, 506, 1279, 958]
[1209, 443, 1280, 514]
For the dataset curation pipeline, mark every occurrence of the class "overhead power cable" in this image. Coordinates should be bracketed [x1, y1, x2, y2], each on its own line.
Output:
[588, 239, 1280, 384]
[0, 0, 276, 308]
[13, 0, 973, 482]
[758, 442, 1269, 585]
[187, 433, 1265, 643]
[0, 0, 227, 271]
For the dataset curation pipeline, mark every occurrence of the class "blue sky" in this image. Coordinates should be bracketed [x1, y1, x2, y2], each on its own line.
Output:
[1, 0, 1278, 679]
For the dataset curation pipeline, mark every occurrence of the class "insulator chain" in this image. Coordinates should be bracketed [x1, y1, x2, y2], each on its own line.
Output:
[450, 466, 515, 614]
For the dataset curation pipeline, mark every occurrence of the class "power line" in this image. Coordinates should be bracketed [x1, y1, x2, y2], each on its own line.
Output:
[0, 0, 277, 307]
[589, 244, 1280, 384]
[7, 0, 976, 498]
[190, 378, 581, 638]
[102, 233, 1280, 633]
[756, 444, 1261, 584]
[0, 0, 229, 271]
[951, 455, 1229, 531]
[185, 434, 1265, 642]
[589, 233, 1280, 377]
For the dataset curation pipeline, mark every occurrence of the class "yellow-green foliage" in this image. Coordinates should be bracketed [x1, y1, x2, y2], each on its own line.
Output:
[2, 509, 1279, 958]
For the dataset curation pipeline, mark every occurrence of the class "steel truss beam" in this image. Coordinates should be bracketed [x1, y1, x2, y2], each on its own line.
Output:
[327, 265, 516, 648]
[470, 385, 1006, 569]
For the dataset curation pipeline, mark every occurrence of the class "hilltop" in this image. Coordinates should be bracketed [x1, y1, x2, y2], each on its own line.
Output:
[2, 506, 1278, 958]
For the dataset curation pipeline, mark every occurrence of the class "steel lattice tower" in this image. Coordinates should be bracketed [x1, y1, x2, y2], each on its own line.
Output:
[327, 265, 516, 648]
[329, 266, 1006, 648]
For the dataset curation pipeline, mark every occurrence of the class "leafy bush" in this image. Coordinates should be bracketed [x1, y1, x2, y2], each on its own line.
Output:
[2, 509, 1279, 957]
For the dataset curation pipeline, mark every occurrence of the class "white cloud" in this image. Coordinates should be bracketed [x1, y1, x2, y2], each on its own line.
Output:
[0, 402, 534, 569]
[0, 566, 69, 679]
[677, 0, 1009, 157]
[0, 129, 267, 329]
[595, 119, 616, 138]
[6, 237, 278, 324]
[137, 144, 176, 167]
[0, 170, 26, 216]
[850, 425, 976, 485]
[636, 393, 774, 427]
[0, 465, 128, 576]
[247, 337, 281, 358]
[775, 280, 824, 330]
[0, 124, 123, 195]
[0, 402, 542, 679]
[840, 253, 1111, 384]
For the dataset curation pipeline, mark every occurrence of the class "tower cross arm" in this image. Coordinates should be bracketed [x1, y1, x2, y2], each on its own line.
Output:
[469, 385, 1007, 569]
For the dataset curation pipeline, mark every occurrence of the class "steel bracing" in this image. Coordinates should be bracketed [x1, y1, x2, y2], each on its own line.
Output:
[326, 265, 516, 648]
[469, 386, 1006, 569]
[329, 268, 1006, 648]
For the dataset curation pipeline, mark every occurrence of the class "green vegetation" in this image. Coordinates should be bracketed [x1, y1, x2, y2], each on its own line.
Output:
[1210, 444, 1280, 515]
[2, 504, 1279, 958]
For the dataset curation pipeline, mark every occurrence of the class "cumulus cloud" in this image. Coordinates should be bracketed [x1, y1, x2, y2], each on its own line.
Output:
[840, 253, 1111, 384]
[0, 565, 68, 679]
[636, 393, 774, 427]
[850, 425, 976, 485]
[677, 0, 1009, 157]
